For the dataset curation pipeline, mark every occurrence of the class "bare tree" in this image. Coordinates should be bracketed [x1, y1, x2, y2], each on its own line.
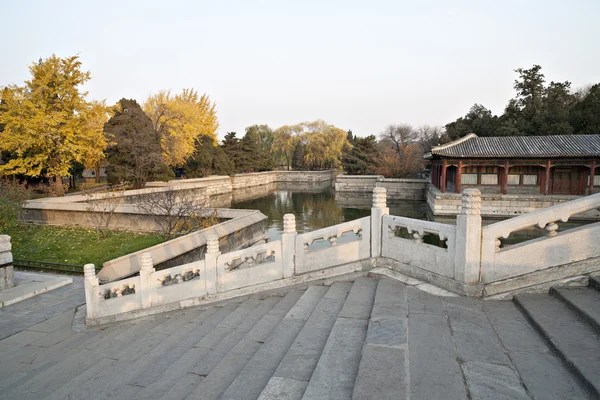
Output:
[84, 188, 125, 238]
[379, 124, 418, 154]
[415, 125, 447, 153]
[135, 188, 219, 241]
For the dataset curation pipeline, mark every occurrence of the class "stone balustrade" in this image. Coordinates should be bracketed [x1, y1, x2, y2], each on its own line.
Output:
[481, 192, 600, 284]
[0, 235, 14, 291]
[83, 188, 600, 325]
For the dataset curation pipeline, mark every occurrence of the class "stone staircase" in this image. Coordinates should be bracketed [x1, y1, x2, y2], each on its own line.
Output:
[513, 273, 600, 398]
[2, 275, 600, 399]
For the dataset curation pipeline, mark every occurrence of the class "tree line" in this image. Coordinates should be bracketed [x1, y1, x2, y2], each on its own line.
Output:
[2, 57, 599, 194]
[445, 65, 600, 140]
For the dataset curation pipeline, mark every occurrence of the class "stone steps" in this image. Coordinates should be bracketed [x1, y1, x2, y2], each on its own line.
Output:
[4, 275, 600, 399]
[301, 277, 377, 400]
[132, 296, 270, 400]
[186, 290, 305, 400]
[258, 281, 352, 400]
[352, 278, 408, 400]
[220, 285, 329, 400]
[551, 286, 600, 333]
[514, 285, 600, 398]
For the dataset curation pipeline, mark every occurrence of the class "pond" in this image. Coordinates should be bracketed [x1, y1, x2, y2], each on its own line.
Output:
[227, 181, 427, 241]
[221, 181, 590, 247]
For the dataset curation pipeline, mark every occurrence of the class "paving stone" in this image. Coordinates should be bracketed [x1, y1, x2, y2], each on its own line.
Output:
[28, 324, 78, 348]
[188, 291, 302, 400]
[407, 286, 445, 314]
[337, 277, 378, 320]
[27, 309, 75, 333]
[221, 288, 324, 400]
[370, 278, 407, 320]
[322, 281, 352, 298]
[365, 318, 406, 347]
[552, 287, 600, 332]
[158, 374, 204, 400]
[352, 345, 407, 400]
[482, 300, 550, 353]
[483, 300, 589, 399]
[302, 317, 369, 400]
[462, 361, 530, 400]
[515, 293, 600, 396]
[132, 302, 256, 399]
[258, 377, 308, 400]
[0, 329, 47, 352]
[444, 297, 511, 365]
[284, 285, 328, 321]
[274, 284, 350, 382]
[127, 307, 224, 387]
[191, 296, 282, 376]
[510, 351, 589, 400]
[409, 313, 467, 400]
[221, 319, 306, 400]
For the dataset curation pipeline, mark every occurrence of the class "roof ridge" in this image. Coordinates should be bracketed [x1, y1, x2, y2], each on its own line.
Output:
[431, 133, 478, 154]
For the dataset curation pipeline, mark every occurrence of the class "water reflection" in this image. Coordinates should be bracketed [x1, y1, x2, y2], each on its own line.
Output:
[227, 183, 371, 241]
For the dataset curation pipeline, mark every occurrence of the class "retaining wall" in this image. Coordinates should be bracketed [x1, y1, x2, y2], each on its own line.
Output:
[427, 184, 600, 220]
[334, 175, 427, 200]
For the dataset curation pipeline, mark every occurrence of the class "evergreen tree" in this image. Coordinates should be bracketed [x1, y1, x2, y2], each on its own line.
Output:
[104, 99, 166, 188]
[221, 132, 244, 172]
[341, 134, 379, 175]
[570, 84, 600, 135]
[185, 135, 233, 177]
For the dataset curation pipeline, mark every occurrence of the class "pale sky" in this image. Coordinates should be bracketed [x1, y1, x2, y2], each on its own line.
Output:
[1, 0, 599, 140]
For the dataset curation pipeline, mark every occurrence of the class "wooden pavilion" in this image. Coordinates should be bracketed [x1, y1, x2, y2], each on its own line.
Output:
[430, 134, 600, 195]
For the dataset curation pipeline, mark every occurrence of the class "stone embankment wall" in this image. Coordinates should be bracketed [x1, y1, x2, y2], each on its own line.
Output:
[0, 235, 14, 291]
[427, 185, 600, 220]
[334, 175, 427, 200]
[231, 170, 337, 190]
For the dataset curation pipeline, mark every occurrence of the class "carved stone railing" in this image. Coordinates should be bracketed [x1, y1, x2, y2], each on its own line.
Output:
[295, 217, 371, 274]
[382, 216, 456, 278]
[83, 188, 600, 324]
[481, 192, 600, 283]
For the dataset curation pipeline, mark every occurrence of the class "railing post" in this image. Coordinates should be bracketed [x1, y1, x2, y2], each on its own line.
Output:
[139, 253, 154, 309]
[205, 235, 220, 294]
[371, 187, 389, 257]
[0, 235, 14, 290]
[282, 214, 296, 278]
[83, 264, 99, 321]
[454, 188, 482, 284]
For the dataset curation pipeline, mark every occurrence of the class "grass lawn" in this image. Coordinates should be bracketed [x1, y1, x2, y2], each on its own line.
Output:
[8, 225, 163, 268]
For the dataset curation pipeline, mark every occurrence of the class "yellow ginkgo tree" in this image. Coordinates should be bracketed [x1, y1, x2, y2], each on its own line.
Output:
[144, 89, 218, 167]
[0, 55, 107, 194]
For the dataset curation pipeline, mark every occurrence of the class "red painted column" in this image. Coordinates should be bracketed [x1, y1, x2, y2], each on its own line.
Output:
[591, 161, 596, 195]
[501, 161, 509, 195]
[441, 160, 447, 193]
[544, 160, 551, 195]
[456, 161, 462, 193]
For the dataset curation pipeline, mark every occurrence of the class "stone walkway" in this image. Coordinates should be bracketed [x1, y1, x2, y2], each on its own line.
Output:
[0, 274, 597, 399]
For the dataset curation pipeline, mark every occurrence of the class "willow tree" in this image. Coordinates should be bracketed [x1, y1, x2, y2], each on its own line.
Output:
[0, 55, 103, 194]
[144, 89, 218, 167]
[272, 124, 304, 170]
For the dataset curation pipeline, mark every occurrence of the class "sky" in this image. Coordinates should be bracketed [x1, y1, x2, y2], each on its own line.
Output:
[1, 0, 599, 140]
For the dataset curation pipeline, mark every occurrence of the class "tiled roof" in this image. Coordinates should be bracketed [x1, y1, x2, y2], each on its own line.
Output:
[431, 133, 600, 158]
